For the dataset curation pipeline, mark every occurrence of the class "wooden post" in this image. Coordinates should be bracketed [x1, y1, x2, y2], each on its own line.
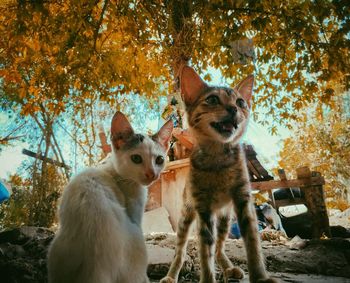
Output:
[311, 171, 331, 237]
[271, 168, 288, 209]
[296, 166, 331, 238]
[22, 149, 71, 170]
[98, 124, 111, 156]
[278, 168, 296, 200]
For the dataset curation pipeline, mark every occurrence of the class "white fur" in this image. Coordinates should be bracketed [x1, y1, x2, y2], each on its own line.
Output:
[111, 136, 167, 187]
[48, 134, 168, 283]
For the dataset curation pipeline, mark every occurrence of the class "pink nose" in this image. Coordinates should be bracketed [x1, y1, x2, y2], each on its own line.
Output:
[145, 171, 156, 180]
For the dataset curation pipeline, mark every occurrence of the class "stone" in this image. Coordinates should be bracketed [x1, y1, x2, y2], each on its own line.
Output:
[143, 207, 174, 234]
[286, 235, 307, 250]
[147, 244, 175, 265]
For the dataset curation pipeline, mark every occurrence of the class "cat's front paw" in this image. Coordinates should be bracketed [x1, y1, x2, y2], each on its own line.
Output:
[159, 276, 176, 283]
[257, 278, 280, 283]
[224, 266, 245, 282]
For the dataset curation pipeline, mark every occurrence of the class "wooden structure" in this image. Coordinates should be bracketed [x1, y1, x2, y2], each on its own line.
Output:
[146, 154, 273, 229]
[22, 148, 71, 170]
[98, 124, 112, 157]
[253, 167, 330, 238]
[98, 126, 331, 239]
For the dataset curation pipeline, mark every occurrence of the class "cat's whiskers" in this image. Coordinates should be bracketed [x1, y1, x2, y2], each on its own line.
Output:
[190, 115, 213, 131]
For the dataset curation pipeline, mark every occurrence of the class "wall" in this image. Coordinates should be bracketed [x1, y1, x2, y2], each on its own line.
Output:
[159, 159, 190, 231]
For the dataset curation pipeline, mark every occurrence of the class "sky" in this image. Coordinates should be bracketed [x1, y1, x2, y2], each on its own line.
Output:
[0, 120, 290, 180]
[0, 69, 292, 179]
[0, 143, 26, 179]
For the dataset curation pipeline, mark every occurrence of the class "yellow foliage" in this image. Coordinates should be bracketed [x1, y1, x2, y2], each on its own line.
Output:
[0, 0, 348, 126]
[278, 92, 350, 207]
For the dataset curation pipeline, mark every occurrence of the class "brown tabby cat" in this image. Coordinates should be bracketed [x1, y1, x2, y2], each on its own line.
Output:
[160, 67, 278, 283]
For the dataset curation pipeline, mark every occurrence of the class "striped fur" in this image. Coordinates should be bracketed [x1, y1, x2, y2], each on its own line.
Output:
[160, 67, 278, 283]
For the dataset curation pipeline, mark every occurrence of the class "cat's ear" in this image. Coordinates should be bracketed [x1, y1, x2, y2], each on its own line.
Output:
[234, 74, 254, 108]
[181, 66, 208, 106]
[111, 111, 134, 150]
[153, 120, 173, 150]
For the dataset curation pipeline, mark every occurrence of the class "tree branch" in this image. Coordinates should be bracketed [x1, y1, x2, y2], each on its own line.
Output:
[0, 122, 26, 144]
[51, 129, 70, 180]
[93, 0, 109, 51]
[56, 120, 91, 157]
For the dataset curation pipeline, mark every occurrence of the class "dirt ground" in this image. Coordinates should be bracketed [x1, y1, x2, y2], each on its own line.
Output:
[0, 226, 349, 283]
[146, 232, 350, 283]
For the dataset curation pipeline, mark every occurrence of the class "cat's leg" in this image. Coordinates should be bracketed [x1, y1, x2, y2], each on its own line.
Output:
[216, 214, 245, 283]
[160, 203, 195, 283]
[232, 186, 279, 283]
[197, 208, 217, 283]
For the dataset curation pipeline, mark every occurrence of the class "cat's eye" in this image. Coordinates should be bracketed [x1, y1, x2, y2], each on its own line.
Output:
[236, 98, 246, 108]
[131, 154, 143, 164]
[206, 95, 220, 105]
[155, 156, 164, 165]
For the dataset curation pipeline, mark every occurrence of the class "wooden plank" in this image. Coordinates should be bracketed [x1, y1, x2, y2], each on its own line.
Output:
[172, 128, 194, 151]
[247, 170, 257, 181]
[243, 145, 273, 180]
[277, 168, 296, 200]
[278, 169, 287, 181]
[98, 125, 112, 155]
[296, 166, 311, 179]
[165, 158, 190, 171]
[250, 159, 273, 179]
[251, 176, 325, 191]
[162, 170, 176, 182]
[247, 160, 261, 180]
[244, 144, 257, 159]
[22, 148, 71, 170]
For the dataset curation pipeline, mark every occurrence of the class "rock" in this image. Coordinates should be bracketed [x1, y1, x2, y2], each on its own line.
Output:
[0, 229, 22, 244]
[286, 235, 307, 250]
[0, 226, 53, 283]
[147, 244, 176, 279]
[147, 244, 175, 265]
[0, 226, 53, 245]
[146, 233, 194, 280]
[143, 207, 174, 234]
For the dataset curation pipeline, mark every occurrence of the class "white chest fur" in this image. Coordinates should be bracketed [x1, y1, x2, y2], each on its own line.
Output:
[47, 160, 149, 283]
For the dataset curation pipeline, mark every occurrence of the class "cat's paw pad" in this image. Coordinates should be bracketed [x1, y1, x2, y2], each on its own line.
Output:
[224, 266, 245, 281]
[257, 278, 280, 283]
[159, 276, 176, 283]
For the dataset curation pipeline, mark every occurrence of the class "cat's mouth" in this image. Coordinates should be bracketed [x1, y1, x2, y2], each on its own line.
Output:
[210, 119, 238, 136]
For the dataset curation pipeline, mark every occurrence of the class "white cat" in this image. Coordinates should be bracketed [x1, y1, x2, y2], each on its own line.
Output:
[47, 111, 173, 283]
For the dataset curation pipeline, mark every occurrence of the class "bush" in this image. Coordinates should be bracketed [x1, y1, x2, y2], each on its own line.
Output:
[0, 164, 66, 230]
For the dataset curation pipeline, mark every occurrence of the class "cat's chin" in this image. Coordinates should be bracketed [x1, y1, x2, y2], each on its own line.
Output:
[140, 179, 157, 186]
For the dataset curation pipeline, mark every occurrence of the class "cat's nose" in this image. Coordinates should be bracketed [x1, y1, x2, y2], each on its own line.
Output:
[226, 105, 237, 116]
[145, 170, 156, 181]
